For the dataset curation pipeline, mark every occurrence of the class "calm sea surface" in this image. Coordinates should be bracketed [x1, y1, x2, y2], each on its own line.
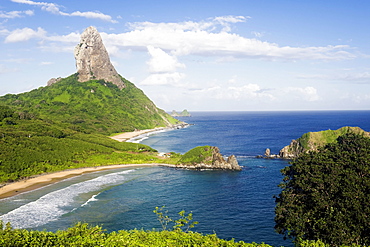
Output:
[1, 111, 369, 246]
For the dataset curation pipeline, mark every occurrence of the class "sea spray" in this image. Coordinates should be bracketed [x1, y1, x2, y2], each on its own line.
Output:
[1, 170, 134, 229]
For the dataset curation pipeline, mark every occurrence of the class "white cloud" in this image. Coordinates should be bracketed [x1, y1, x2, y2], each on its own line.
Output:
[285, 86, 319, 101]
[40, 61, 53, 65]
[0, 64, 18, 74]
[11, 0, 117, 23]
[141, 72, 185, 86]
[191, 82, 275, 101]
[0, 10, 34, 19]
[4, 27, 46, 43]
[101, 16, 355, 61]
[4, 16, 355, 63]
[298, 71, 370, 84]
[146, 46, 185, 73]
[251, 31, 264, 38]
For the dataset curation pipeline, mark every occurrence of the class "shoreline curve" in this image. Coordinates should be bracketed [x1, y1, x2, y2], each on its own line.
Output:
[0, 163, 171, 199]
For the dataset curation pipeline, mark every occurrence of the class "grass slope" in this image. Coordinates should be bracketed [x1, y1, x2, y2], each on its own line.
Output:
[0, 74, 180, 135]
[0, 74, 183, 183]
[177, 146, 213, 165]
[298, 126, 370, 151]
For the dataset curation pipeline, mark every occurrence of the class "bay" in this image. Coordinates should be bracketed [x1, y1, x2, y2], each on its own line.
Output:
[1, 111, 369, 246]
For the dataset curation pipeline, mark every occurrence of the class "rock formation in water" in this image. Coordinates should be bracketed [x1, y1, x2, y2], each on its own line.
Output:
[74, 26, 125, 89]
[176, 146, 242, 171]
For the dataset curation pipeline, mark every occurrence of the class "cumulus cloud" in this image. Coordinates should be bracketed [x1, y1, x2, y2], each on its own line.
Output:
[100, 16, 355, 61]
[192, 82, 275, 101]
[0, 10, 34, 19]
[11, 0, 117, 23]
[4, 27, 46, 43]
[140, 72, 185, 86]
[298, 71, 370, 84]
[146, 46, 185, 73]
[285, 86, 319, 101]
[140, 46, 186, 86]
[4, 16, 355, 62]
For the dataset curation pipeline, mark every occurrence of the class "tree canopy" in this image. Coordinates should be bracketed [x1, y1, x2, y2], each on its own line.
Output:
[275, 133, 370, 246]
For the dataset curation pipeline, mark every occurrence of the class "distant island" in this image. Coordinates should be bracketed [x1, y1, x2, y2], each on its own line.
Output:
[262, 126, 370, 159]
[171, 109, 191, 117]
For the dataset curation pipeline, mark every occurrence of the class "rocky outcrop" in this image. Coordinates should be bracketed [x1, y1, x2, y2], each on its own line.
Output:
[74, 26, 125, 89]
[176, 146, 242, 171]
[279, 139, 303, 159]
[47, 77, 62, 86]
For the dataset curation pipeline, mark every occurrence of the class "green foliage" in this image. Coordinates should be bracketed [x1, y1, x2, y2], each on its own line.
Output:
[0, 75, 183, 183]
[275, 133, 370, 246]
[177, 146, 213, 165]
[0, 106, 164, 183]
[153, 206, 198, 232]
[153, 206, 173, 231]
[0, 220, 271, 247]
[295, 126, 369, 152]
[0, 75, 180, 135]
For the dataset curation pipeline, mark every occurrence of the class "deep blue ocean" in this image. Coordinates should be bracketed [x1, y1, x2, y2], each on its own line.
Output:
[1, 111, 369, 246]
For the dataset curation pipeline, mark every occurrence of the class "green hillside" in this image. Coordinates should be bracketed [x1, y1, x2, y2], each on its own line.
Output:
[0, 75, 183, 183]
[0, 74, 180, 135]
[298, 126, 370, 150]
[177, 146, 213, 165]
[280, 126, 370, 158]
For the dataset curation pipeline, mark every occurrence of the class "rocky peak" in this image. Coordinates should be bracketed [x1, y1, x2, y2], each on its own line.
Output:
[74, 26, 125, 89]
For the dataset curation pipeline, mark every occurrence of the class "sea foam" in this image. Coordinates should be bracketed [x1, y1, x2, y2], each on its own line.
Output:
[0, 169, 134, 229]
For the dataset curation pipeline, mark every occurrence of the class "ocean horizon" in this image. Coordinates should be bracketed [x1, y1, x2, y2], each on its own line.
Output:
[1, 111, 369, 246]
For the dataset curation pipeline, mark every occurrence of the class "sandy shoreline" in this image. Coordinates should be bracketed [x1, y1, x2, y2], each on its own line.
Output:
[109, 127, 168, 142]
[0, 163, 167, 199]
[0, 125, 186, 199]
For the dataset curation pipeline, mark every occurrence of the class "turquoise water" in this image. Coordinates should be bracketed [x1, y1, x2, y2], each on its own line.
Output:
[1, 111, 369, 246]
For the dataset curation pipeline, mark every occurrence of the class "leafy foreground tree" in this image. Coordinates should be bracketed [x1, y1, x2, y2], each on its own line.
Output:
[0, 208, 272, 247]
[275, 133, 370, 246]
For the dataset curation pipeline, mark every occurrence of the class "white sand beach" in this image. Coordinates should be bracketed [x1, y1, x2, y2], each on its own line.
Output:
[0, 163, 161, 199]
[109, 127, 168, 142]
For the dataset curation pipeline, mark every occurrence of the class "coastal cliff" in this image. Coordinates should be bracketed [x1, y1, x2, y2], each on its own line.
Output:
[276, 126, 370, 159]
[176, 146, 242, 170]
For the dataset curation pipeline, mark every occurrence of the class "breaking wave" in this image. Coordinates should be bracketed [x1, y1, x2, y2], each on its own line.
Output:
[0, 170, 134, 229]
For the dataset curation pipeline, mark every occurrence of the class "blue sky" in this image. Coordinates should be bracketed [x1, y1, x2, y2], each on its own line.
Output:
[1, 0, 370, 111]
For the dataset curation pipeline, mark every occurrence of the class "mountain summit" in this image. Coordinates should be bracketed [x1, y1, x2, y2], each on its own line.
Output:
[74, 26, 125, 89]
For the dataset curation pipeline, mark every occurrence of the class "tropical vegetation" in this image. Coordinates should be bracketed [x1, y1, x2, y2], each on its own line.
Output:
[275, 133, 370, 246]
[0, 74, 179, 135]
[0, 76, 181, 184]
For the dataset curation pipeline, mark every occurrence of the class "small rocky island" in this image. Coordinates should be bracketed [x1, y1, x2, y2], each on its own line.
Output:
[176, 146, 242, 171]
[261, 126, 370, 159]
[171, 109, 191, 117]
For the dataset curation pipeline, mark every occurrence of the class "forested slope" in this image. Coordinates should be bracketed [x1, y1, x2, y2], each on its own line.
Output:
[0, 74, 179, 135]
[0, 75, 181, 183]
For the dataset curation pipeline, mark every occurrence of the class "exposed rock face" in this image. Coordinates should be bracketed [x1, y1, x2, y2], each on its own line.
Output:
[279, 139, 302, 159]
[47, 77, 62, 86]
[74, 26, 125, 89]
[176, 146, 242, 171]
